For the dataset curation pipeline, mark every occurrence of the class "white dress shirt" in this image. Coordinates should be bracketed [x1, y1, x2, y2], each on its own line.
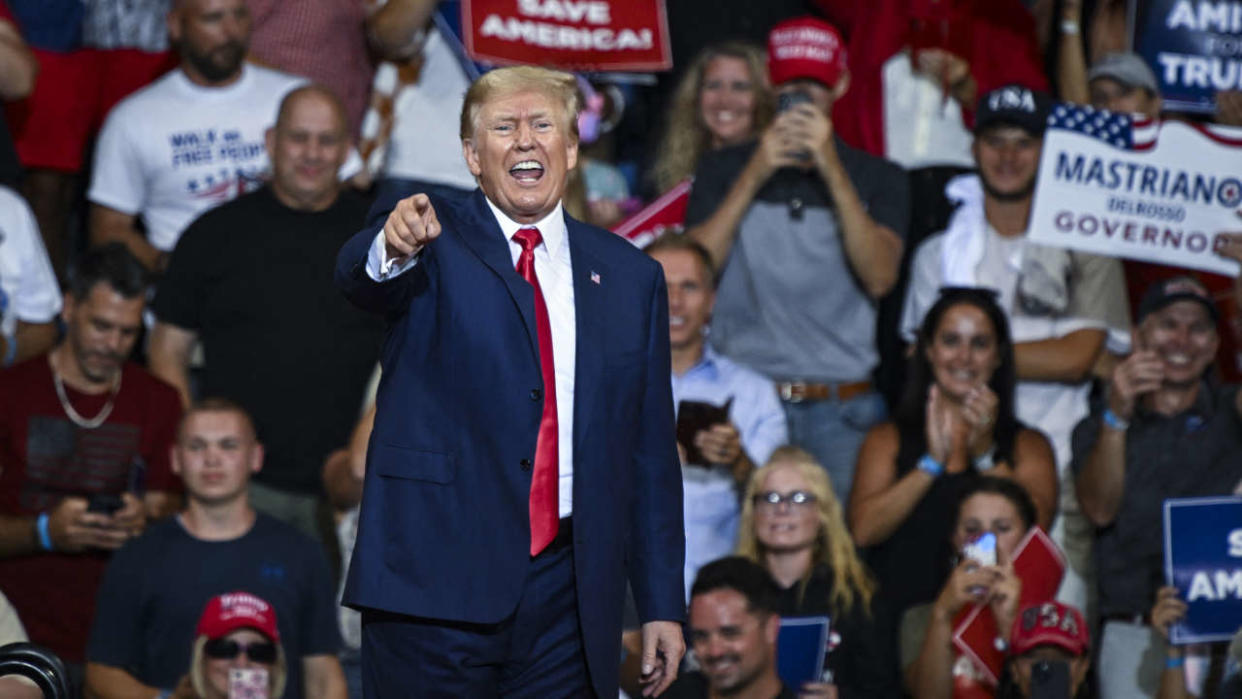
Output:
[366, 200, 577, 517]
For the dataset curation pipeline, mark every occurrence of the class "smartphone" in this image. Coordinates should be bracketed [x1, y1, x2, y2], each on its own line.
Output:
[1030, 659, 1070, 699]
[87, 493, 124, 516]
[228, 667, 269, 699]
[777, 91, 813, 113]
[962, 531, 997, 567]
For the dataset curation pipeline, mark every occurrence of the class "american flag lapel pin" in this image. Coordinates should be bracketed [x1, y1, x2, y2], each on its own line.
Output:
[590, 270, 601, 285]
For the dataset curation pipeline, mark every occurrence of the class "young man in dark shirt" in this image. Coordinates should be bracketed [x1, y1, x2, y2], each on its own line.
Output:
[148, 85, 382, 543]
[85, 398, 344, 699]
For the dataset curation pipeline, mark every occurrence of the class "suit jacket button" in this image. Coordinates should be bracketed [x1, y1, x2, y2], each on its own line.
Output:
[530, 388, 541, 401]
[520, 459, 532, 471]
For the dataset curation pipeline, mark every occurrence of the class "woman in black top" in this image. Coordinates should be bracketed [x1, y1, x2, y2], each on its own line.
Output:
[737, 446, 899, 698]
[848, 288, 1056, 618]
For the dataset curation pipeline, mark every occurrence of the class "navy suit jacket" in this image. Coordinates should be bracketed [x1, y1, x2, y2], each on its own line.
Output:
[335, 189, 685, 696]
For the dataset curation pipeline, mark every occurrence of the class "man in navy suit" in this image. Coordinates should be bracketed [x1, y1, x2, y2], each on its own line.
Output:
[335, 65, 686, 697]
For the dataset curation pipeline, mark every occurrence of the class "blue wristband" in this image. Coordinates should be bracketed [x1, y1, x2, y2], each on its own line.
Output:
[1166, 655, 1185, 669]
[35, 512, 53, 551]
[1103, 408, 1130, 431]
[917, 453, 944, 478]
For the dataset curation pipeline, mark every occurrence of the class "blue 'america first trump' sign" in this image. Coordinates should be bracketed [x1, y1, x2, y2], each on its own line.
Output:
[1163, 497, 1242, 644]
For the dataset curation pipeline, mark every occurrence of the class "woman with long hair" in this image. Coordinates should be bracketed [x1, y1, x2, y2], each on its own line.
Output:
[849, 287, 1056, 618]
[902, 477, 1035, 699]
[648, 41, 773, 195]
[737, 446, 899, 698]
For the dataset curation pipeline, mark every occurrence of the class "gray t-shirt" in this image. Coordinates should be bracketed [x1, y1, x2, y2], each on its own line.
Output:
[685, 140, 909, 382]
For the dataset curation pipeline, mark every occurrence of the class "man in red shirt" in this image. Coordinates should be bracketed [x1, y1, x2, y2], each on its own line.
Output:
[0, 243, 182, 675]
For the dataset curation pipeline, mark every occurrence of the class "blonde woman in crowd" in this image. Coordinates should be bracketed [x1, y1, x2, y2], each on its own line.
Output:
[737, 447, 899, 698]
[649, 41, 774, 195]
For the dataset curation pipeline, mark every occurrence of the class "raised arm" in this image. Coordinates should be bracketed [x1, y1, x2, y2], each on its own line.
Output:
[794, 103, 904, 298]
[1056, 0, 1090, 104]
[335, 194, 439, 314]
[685, 124, 802, 270]
[1075, 346, 1161, 526]
[366, 0, 437, 60]
[848, 423, 936, 547]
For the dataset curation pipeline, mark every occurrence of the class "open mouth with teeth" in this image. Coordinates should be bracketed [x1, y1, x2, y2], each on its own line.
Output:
[509, 160, 545, 183]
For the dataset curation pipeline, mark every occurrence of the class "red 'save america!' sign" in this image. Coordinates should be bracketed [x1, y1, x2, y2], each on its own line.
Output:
[461, 0, 671, 72]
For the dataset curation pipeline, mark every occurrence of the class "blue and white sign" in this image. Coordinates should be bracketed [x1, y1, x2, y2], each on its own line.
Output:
[1133, 0, 1242, 114]
[1163, 497, 1242, 644]
[1028, 102, 1242, 277]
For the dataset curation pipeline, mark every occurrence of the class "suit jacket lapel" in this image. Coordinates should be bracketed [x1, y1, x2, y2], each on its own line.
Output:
[454, 190, 538, 359]
[568, 217, 605, 459]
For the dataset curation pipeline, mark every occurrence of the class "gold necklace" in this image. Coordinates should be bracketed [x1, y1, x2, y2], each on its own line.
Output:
[50, 355, 122, 430]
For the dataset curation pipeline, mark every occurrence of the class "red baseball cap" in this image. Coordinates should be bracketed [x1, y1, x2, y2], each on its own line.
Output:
[1010, 601, 1089, 656]
[195, 592, 281, 643]
[767, 17, 847, 88]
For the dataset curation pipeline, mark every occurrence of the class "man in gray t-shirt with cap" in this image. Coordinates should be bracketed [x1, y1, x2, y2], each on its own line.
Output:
[685, 15, 909, 501]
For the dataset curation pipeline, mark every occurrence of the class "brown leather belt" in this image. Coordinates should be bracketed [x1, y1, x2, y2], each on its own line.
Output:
[775, 380, 872, 403]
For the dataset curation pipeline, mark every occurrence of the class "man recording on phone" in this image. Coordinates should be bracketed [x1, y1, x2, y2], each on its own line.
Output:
[0, 244, 183, 679]
[684, 16, 908, 503]
[1004, 601, 1090, 699]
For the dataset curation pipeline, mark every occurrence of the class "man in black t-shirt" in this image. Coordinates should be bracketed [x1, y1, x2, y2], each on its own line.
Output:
[148, 85, 382, 543]
[84, 398, 345, 699]
[665, 557, 796, 699]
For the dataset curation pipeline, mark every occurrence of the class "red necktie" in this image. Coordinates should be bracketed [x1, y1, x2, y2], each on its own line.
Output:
[513, 227, 559, 555]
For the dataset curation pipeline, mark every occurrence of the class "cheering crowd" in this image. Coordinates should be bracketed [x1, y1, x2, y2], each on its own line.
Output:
[0, 0, 1241, 697]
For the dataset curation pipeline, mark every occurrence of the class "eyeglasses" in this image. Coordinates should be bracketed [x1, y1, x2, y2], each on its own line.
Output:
[753, 490, 817, 510]
[203, 638, 278, 664]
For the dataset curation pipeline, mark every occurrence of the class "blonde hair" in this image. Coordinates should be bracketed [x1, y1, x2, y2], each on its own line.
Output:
[189, 634, 287, 699]
[737, 446, 876, 614]
[460, 65, 580, 142]
[649, 41, 773, 194]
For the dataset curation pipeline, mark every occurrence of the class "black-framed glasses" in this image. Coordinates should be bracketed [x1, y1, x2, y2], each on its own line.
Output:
[203, 638, 278, 664]
[753, 490, 817, 510]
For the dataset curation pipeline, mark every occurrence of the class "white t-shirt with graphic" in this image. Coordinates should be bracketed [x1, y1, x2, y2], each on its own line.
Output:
[0, 186, 61, 340]
[88, 64, 307, 252]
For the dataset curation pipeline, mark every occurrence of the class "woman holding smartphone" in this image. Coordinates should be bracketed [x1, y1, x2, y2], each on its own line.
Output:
[901, 477, 1033, 698]
[736, 446, 900, 698]
[167, 592, 287, 699]
[849, 287, 1056, 619]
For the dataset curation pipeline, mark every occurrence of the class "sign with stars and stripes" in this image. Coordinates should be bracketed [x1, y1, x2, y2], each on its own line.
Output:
[1028, 102, 1242, 277]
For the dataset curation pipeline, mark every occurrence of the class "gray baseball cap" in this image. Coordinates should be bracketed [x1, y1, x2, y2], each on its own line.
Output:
[1088, 52, 1160, 94]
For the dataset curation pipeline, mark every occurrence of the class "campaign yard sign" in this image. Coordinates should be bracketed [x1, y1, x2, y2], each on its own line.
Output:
[1028, 102, 1242, 277]
[1134, 0, 1242, 113]
[1163, 497, 1242, 644]
[461, 0, 671, 71]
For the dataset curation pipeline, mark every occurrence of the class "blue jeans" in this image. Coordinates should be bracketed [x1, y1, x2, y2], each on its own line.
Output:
[781, 390, 887, 503]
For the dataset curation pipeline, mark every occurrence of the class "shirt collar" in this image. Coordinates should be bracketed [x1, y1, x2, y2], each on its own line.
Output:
[681, 345, 721, 381]
[483, 197, 567, 258]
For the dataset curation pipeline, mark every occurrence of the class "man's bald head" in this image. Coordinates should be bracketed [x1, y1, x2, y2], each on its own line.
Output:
[275, 85, 349, 134]
[266, 84, 351, 211]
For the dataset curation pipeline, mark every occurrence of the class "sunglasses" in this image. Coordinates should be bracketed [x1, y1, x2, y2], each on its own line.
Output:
[203, 638, 278, 664]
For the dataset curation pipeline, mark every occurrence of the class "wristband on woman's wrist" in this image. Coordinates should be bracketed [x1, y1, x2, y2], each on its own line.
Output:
[1166, 655, 1185, 669]
[35, 512, 53, 551]
[1061, 19, 1081, 34]
[918, 453, 944, 478]
[1103, 408, 1130, 431]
